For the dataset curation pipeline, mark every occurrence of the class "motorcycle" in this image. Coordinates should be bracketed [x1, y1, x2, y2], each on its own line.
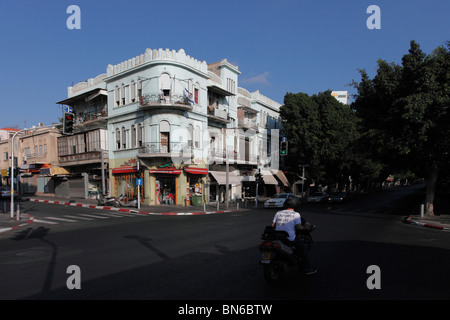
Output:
[97, 193, 120, 207]
[117, 194, 138, 208]
[259, 222, 315, 282]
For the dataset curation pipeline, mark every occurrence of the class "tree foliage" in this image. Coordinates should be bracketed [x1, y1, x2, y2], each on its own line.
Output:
[280, 90, 359, 191]
[352, 40, 450, 215]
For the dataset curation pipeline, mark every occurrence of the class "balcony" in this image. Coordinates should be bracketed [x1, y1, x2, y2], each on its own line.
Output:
[207, 105, 230, 124]
[139, 93, 193, 111]
[58, 150, 108, 166]
[209, 149, 257, 165]
[238, 117, 257, 130]
[138, 142, 193, 160]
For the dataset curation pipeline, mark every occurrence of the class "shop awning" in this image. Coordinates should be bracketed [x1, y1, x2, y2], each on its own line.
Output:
[184, 167, 208, 175]
[271, 169, 290, 187]
[209, 171, 241, 185]
[261, 169, 278, 185]
[112, 166, 137, 174]
[149, 168, 182, 174]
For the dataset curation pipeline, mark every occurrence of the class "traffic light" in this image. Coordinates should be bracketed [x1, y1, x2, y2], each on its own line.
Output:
[135, 169, 141, 179]
[280, 140, 288, 156]
[63, 112, 74, 134]
[255, 169, 264, 184]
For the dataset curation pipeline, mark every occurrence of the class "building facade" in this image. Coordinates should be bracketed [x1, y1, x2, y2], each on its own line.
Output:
[58, 48, 285, 205]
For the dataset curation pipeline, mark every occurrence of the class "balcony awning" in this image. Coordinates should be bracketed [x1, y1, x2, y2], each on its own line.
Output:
[207, 84, 235, 97]
[261, 169, 278, 185]
[209, 171, 241, 185]
[184, 167, 208, 175]
[271, 169, 290, 187]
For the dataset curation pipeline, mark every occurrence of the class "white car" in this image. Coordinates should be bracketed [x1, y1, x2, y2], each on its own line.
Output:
[264, 193, 296, 208]
[308, 192, 329, 203]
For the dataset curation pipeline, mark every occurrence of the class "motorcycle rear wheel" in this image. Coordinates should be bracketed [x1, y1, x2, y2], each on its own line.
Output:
[263, 262, 282, 282]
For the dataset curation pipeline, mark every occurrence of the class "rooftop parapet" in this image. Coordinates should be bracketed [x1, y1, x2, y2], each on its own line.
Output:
[106, 48, 208, 78]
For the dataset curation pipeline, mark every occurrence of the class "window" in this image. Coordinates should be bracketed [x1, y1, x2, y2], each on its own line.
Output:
[160, 73, 171, 102]
[187, 125, 193, 147]
[3, 152, 7, 161]
[194, 83, 200, 104]
[130, 81, 136, 102]
[115, 86, 120, 107]
[131, 125, 136, 148]
[194, 126, 201, 148]
[137, 124, 143, 147]
[121, 127, 127, 149]
[116, 128, 120, 150]
[160, 120, 170, 153]
[120, 84, 125, 105]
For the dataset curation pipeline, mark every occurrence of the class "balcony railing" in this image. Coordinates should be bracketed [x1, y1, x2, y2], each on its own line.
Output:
[139, 93, 193, 111]
[138, 142, 194, 159]
[75, 109, 107, 126]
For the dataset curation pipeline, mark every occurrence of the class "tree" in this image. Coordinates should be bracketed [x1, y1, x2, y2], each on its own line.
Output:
[280, 90, 360, 192]
[352, 40, 450, 216]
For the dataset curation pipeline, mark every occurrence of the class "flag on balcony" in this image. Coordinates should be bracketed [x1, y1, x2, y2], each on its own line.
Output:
[184, 88, 194, 104]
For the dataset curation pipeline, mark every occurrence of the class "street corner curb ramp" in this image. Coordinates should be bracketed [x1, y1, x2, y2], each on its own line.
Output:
[24, 198, 238, 216]
[0, 214, 35, 234]
[402, 215, 450, 231]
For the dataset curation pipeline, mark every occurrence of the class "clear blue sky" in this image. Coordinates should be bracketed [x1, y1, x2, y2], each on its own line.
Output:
[0, 0, 448, 129]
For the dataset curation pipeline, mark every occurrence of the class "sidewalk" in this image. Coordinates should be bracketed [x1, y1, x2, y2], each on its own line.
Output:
[403, 214, 450, 231]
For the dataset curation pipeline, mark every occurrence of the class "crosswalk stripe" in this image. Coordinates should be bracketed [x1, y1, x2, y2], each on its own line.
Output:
[45, 217, 78, 222]
[78, 213, 109, 219]
[63, 215, 94, 221]
[92, 212, 125, 218]
[33, 219, 59, 225]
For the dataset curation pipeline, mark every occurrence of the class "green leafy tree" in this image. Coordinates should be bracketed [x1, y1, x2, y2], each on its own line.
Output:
[280, 90, 359, 192]
[352, 41, 450, 215]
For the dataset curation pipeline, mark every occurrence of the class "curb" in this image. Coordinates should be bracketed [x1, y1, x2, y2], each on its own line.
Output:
[402, 215, 450, 231]
[25, 198, 238, 216]
[0, 215, 35, 234]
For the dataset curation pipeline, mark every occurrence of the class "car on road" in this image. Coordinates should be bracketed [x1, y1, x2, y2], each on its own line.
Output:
[308, 192, 329, 203]
[328, 192, 351, 203]
[264, 193, 299, 209]
[0, 187, 12, 198]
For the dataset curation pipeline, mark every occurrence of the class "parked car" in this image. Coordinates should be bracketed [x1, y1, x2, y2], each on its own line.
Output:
[264, 193, 298, 208]
[308, 192, 329, 203]
[328, 192, 351, 203]
[0, 187, 12, 198]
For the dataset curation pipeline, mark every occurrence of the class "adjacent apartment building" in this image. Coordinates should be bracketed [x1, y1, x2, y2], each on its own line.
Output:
[57, 48, 286, 206]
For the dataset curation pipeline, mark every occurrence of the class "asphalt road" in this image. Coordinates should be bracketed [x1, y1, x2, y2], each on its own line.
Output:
[0, 184, 449, 301]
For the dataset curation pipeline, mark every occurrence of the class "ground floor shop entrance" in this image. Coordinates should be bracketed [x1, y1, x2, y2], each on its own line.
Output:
[155, 176, 176, 205]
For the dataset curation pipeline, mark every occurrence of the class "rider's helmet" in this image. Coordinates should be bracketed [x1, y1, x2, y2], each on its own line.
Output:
[283, 196, 299, 210]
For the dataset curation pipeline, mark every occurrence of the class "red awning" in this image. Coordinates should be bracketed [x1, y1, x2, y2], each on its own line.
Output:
[184, 167, 208, 175]
[149, 169, 182, 174]
[112, 166, 137, 174]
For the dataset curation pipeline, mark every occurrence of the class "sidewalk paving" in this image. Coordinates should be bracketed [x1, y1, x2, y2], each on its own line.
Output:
[403, 214, 450, 231]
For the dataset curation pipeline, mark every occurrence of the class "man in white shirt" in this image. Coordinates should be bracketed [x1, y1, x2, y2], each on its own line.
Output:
[272, 197, 317, 275]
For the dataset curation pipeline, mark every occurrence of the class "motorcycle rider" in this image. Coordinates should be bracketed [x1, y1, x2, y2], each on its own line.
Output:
[272, 197, 317, 275]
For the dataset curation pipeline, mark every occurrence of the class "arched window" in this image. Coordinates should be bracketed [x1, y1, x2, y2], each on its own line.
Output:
[159, 73, 171, 102]
[187, 124, 194, 147]
[131, 125, 136, 148]
[115, 128, 120, 150]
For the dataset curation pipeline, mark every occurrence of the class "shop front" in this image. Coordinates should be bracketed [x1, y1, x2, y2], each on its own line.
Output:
[184, 167, 208, 206]
[112, 166, 144, 202]
[149, 167, 182, 205]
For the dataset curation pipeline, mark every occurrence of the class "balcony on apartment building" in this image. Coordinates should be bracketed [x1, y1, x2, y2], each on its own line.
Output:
[139, 92, 194, 111]
[238, 107, 258, 130]
[207, 103, 230, 124]
[209, 148, 257, 165]
[57, 129, 108, 166]
[138, 142, 193, 160]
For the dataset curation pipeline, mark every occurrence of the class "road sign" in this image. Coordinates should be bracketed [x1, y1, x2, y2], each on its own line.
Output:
[136, 178, 142, 186]
[65, 106, 73, 113]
